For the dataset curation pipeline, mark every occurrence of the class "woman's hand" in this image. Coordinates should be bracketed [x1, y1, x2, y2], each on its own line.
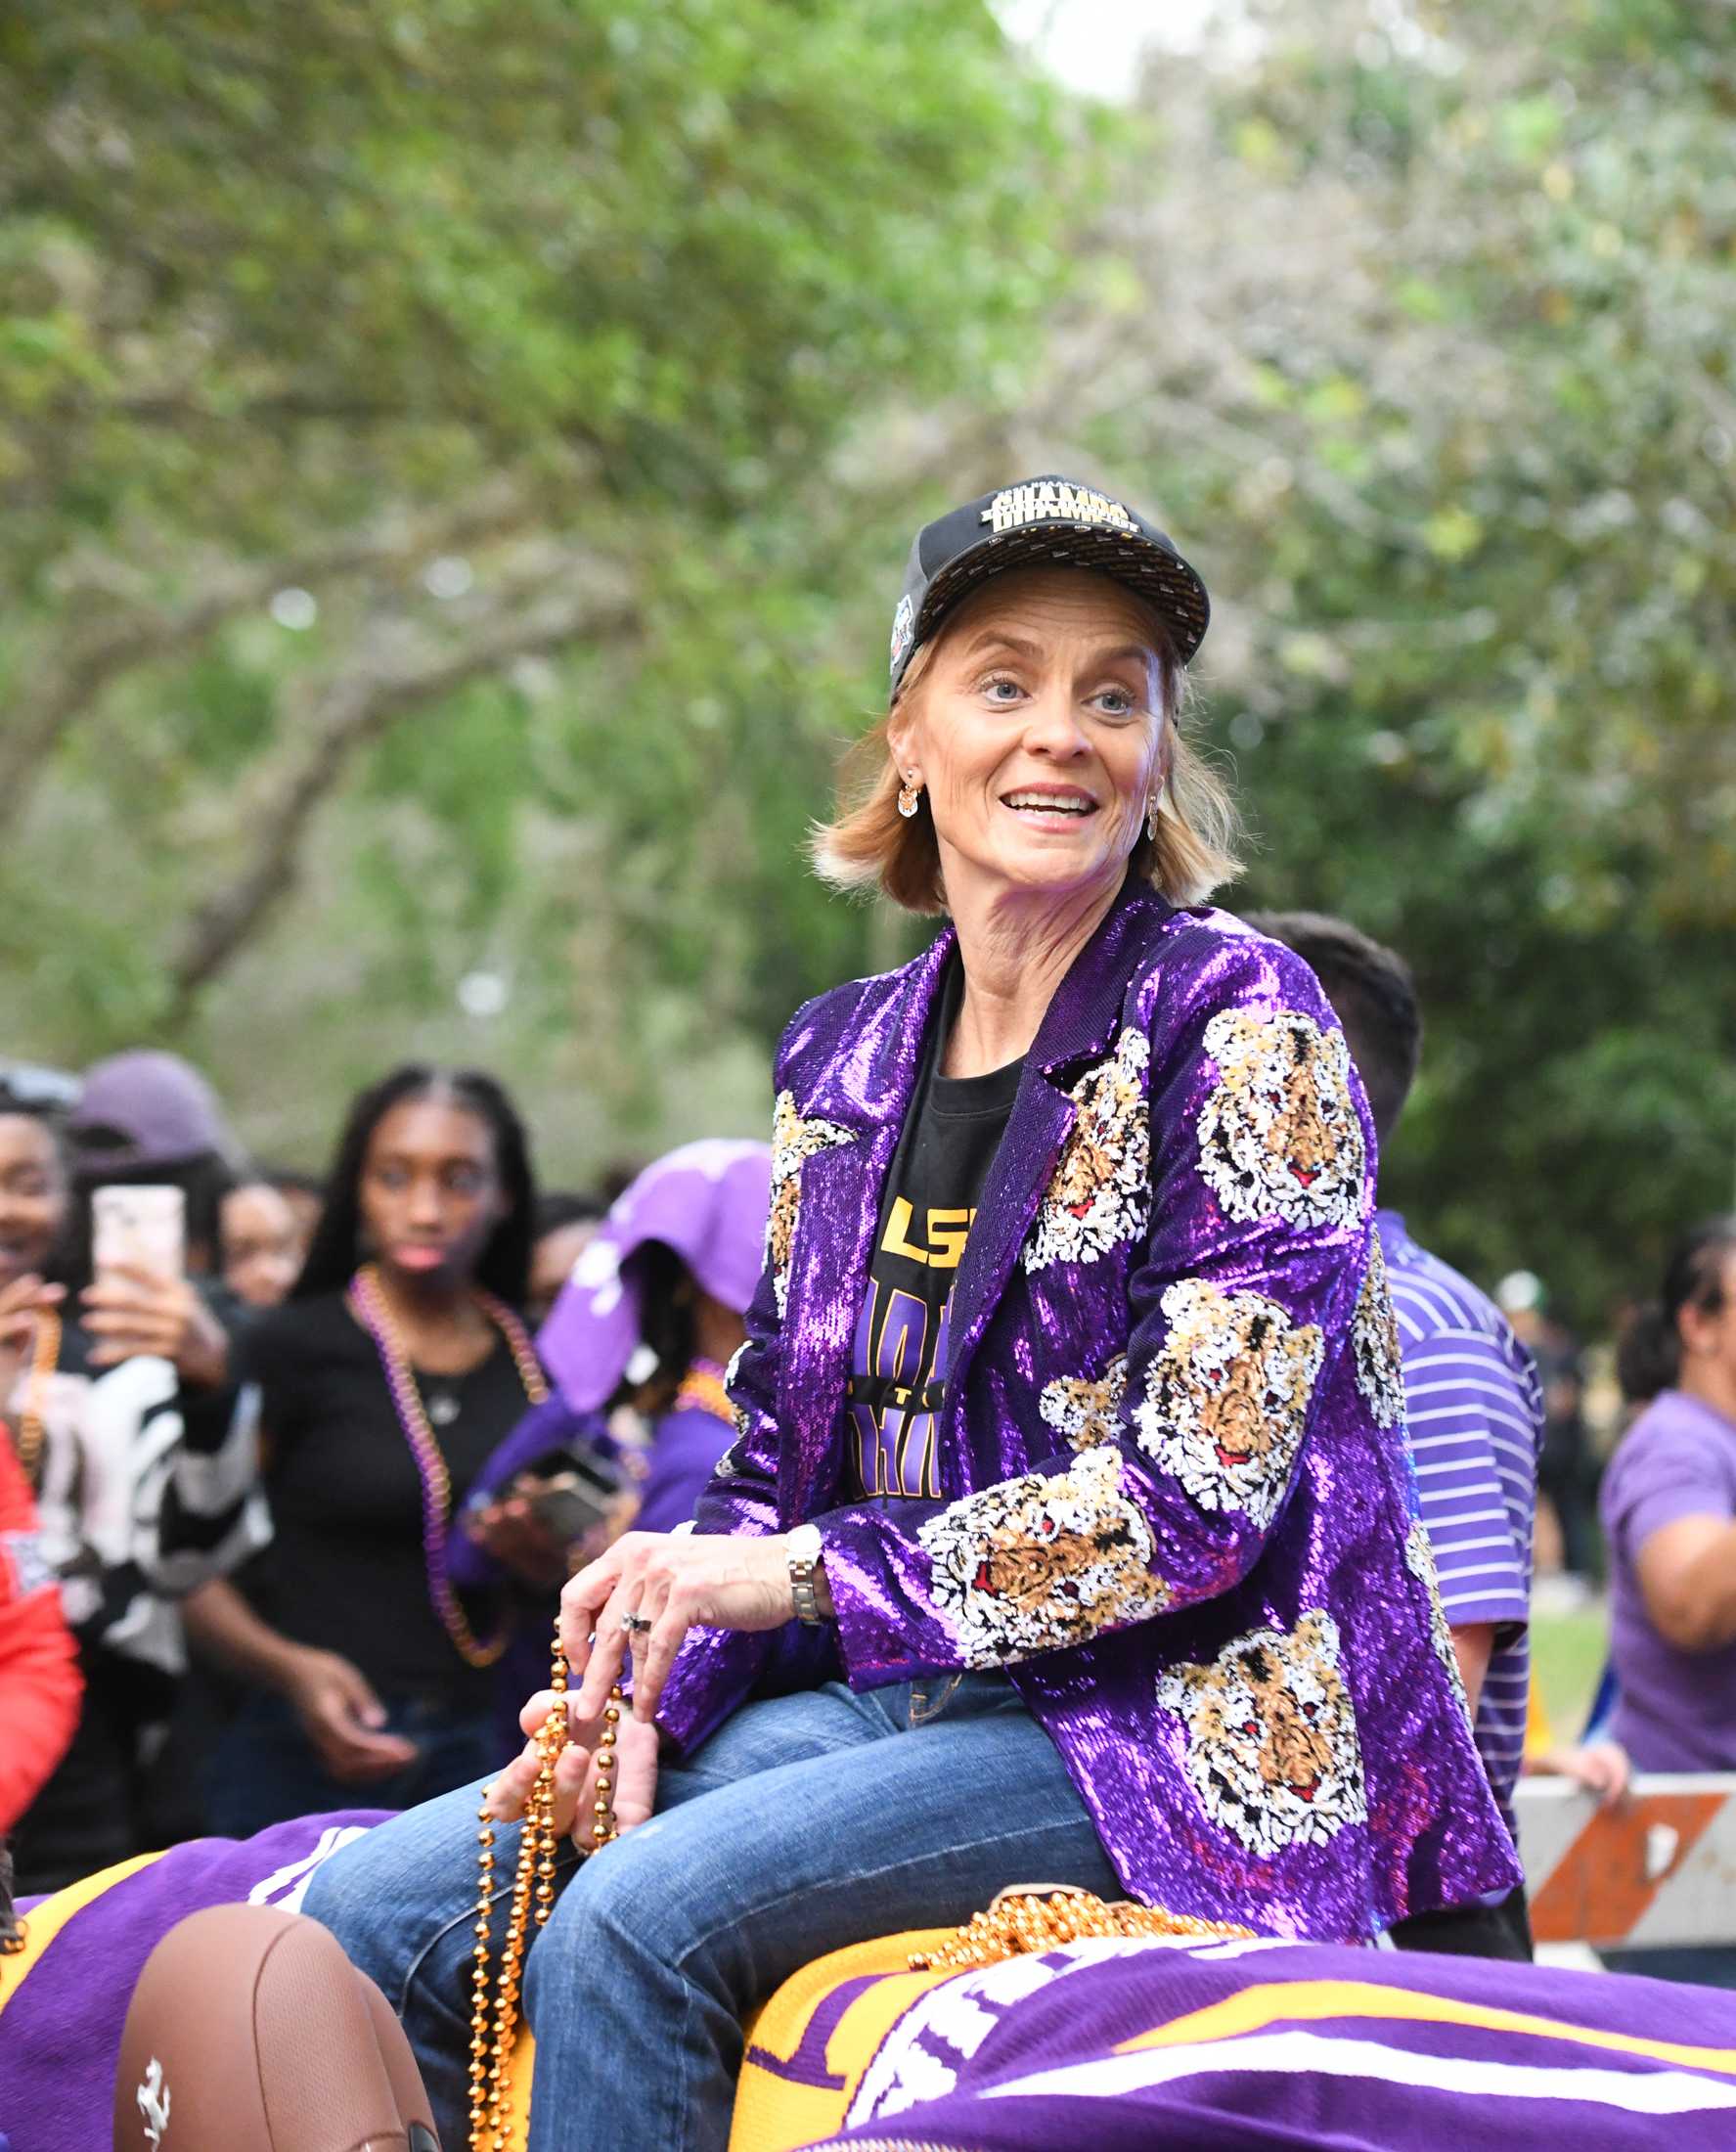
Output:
[480, 1687, 661, 1844]
[80, 1261, 229, 1387]
[464, 1477, 578, 1589]
[0, 1275, 66, 1382]
[1533, 1736, 1632, 1811]
[281, 1647, 420, 1783]
[0, 1272, 66, 1344]
[559, 1530, 798, 1725]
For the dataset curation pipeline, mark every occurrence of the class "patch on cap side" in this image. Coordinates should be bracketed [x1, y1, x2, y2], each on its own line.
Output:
[889, 592, 917, 672]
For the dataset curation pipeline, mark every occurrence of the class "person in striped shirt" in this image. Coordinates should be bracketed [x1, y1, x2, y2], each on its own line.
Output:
[1250, 914, 1544, 1961]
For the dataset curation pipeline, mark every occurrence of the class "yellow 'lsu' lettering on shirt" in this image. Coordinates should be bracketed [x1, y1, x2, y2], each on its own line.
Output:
[881, 1198, 974, 1271]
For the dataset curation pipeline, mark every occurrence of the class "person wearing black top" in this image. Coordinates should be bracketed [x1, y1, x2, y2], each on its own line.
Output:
[181, 1064, 548, 1836]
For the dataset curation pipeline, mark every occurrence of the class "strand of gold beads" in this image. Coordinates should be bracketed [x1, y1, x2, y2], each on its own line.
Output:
[468, 1623, 624, 2152]
[908, 1883, 1254, 1972]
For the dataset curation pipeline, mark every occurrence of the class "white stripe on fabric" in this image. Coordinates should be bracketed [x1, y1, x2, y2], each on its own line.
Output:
[1398, 1328, 1523, 1354]
[1413, 1459, 1533, 1487]
[149, 1488, 273, 1596]
[247, 1823, 375, 1912]
[978, 2028, 1736, 2116]
[1406, 1405, 1540, 1445]
[1439, 1586, 1528, 1614]
[171, 1382, 263, 1513]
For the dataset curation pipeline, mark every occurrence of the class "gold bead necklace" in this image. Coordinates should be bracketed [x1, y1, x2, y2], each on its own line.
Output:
[467, 1620, 623, 2152]
[346, 1263, 548, 1670]
[908, 1883, 1254, 1972]
[11, 1308, 61, 1485]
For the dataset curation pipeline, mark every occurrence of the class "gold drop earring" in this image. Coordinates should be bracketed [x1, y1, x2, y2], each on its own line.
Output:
[897, 772, 923, 820]
[1145, 785, 1164, 841]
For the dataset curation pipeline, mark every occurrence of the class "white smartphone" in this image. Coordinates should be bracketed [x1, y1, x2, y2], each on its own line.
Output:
[91, 1185, 186, 1280]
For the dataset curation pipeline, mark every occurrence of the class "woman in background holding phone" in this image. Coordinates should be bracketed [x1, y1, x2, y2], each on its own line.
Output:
[181, 1064, 547, 1835]
[0, 1065, 244, 1890]
[451, 1142, 772, 1731]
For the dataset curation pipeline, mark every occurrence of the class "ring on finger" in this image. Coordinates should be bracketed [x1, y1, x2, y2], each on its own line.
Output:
[619, 1610, 654, 1635]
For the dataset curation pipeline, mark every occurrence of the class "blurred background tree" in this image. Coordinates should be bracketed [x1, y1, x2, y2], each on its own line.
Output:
[1, 0, 1729, 1324]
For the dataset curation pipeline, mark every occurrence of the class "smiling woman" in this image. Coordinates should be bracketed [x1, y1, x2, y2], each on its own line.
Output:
[174, 1065, 551, 1837]
[305, 477, 1520, 2152]
[814, 481, 1240, 921]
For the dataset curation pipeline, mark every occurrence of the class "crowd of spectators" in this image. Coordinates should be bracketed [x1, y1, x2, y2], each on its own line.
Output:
[0, 1049, 764, 1893]
[2, 933, 1733, 1965]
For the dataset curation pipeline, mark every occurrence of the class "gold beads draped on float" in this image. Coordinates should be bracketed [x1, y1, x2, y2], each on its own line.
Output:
[908, 1883, 1255, 1972]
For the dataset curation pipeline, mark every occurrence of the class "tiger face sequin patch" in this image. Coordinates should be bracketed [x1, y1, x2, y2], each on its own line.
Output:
[918, 1445, 1168, 1667]
[1157, 1610, 1367, 1859]
[1352, 1235, 1406, 1431]
[1039, 1356, 1128, 1453]
[1133, 1278, 1323, 1528]
[1195, 1009, 1365, 1232]
[767, 1091, 855, 1315]
[1023, 1029, 1150, 1273]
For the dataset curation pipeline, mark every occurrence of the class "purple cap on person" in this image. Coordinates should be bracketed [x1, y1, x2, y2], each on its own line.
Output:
[66, 1050, 243, 1171]
[538, 1139, 773, 1412]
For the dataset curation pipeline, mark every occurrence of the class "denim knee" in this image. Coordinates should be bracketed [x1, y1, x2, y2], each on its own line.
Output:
[523, 1823, 709, 2018]
[300, 1785, 492, 2001]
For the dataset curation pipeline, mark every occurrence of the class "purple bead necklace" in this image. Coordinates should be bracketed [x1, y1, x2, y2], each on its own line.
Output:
[346, 1262, 548, 1670]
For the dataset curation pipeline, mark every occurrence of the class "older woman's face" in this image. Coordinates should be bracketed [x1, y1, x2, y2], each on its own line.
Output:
[889, 568, 1168, 905]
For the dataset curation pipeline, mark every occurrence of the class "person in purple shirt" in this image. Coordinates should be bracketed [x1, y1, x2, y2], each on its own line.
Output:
[1598, 1217, 1736, 1987]
[1603, 1217, 1736, 1768]
[1252, 914, 1543, 1961]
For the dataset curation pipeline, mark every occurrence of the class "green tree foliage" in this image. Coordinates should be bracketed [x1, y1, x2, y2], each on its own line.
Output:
[1058, 0, 1736, 1322]
[0, 0, 1077, 1156]
[1, 0, 1728, 1323]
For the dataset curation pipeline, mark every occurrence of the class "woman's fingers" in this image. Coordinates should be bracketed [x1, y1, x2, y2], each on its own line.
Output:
[482, 1731, 591, 1831]
[557, 1542, 632, 1677]
[618, 1568, 670, 1708]
[634, 1595, 692, 1723]
[610, 1717, 661, 1833]
[570, 1540, 657, 1718]
[572, 1596, 631, 1721]
[517, 1686, 563, 1739]
[0, 1275, 63, 1321]
[481, 1739, 544, 1822]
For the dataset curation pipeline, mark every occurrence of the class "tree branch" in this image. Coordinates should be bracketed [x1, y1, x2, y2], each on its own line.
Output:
[165, 571, 640, 1015]
[0, 476, 536, 838]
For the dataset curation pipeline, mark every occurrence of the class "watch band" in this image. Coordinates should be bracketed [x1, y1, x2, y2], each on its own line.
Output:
[787, 1523, 825, 1626]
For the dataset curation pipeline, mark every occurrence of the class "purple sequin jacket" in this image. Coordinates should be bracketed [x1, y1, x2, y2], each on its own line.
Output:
[655, 879, 1520, 1939]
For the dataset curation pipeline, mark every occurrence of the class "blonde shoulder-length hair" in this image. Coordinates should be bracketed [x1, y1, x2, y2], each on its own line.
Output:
[810, 605, 1243, 917]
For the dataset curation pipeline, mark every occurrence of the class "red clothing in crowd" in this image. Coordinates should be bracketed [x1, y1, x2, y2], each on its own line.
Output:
[0, 1427, 82, 1830]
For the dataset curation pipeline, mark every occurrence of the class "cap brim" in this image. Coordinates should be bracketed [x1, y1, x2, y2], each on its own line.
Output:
[910, 520, 1210, 678]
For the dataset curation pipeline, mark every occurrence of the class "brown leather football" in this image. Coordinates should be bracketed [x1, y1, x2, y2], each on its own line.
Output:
[112, 1903, 440, 2151]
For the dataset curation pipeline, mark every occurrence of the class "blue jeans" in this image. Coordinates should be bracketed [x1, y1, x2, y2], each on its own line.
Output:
[206, 1690, 498, 1839]
[301, 1673, 1117, 2152]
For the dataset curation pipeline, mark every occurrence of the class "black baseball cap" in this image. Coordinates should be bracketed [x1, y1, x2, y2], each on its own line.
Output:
[888, 475, 1210, 695]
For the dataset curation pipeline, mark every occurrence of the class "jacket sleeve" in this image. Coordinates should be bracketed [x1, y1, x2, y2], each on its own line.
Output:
[0, 1434, 83, 1831]
[653, 1023, 836, 1752]
[815, 935, 1380, 1681]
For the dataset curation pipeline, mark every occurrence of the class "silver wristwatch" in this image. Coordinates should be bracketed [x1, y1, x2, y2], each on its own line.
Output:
[786, 1522, 826, 1626]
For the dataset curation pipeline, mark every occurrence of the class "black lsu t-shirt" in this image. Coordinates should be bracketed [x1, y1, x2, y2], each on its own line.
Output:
[844, 961, 1022, 1500]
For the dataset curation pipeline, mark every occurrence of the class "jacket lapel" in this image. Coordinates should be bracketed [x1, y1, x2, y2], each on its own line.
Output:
[775, 930, 953, 1521]
[941, 881, 1172, 1439]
